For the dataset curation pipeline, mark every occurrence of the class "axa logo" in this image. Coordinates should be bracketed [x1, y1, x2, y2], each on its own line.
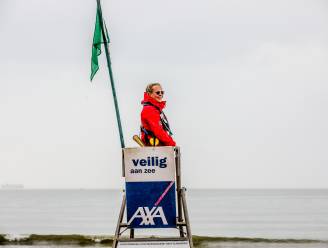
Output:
[128, 206, 168, 226]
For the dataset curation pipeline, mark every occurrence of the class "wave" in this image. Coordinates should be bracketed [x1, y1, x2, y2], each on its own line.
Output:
[0, 234, 112, 246]
[1, 234, 327, 246]
[192, 235, 327, 245]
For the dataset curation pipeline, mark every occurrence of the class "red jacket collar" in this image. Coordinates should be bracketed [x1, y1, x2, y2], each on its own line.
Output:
[141, 92, 166, 110]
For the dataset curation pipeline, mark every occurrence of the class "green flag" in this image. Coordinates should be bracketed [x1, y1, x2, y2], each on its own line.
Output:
[90, 9, 109, 81]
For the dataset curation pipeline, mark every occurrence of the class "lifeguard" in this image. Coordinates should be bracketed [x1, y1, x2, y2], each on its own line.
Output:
[140, 83, 176, 146]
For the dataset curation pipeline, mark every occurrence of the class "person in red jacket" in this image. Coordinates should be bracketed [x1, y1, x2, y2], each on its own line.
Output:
[140, 83, 176, 146]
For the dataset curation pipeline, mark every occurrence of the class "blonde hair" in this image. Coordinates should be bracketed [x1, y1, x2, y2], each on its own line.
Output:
[146, 83, 161, 94]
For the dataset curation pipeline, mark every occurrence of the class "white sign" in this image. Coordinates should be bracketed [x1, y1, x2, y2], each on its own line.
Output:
[117, 241, 190, 248]
[123, 147, 176, 182]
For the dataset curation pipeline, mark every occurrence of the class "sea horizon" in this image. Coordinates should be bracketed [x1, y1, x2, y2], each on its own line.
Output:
[2, 187, 328, 190]
[1, 189, 328, 238]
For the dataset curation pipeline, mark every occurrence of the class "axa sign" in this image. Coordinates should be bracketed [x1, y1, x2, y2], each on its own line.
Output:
[126, 181, 177, 228]
[127, 206, 168, 226]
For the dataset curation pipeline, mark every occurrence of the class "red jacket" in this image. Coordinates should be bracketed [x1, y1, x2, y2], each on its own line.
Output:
[141, 93, 176, 146]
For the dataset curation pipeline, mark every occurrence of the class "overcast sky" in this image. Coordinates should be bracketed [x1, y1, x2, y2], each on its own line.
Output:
[0, 0, 327, 189]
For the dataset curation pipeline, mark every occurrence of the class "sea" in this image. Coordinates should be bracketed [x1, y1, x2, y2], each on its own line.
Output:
[0, 189, 328, 248]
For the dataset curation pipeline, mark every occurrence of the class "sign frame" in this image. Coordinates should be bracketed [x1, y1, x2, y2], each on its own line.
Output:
[123, 146, 177, 229]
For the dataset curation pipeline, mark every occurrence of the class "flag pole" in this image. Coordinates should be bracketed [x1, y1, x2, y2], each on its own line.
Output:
[96, 0, 125, 148]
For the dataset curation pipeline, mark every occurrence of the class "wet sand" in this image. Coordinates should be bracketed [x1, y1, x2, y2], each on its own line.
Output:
[1, 234, 328, 248]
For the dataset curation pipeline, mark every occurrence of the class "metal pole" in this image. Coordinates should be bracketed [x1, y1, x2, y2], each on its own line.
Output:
[175, 147, 184, 237]
[112, 194, 126, 248]
[96, 0, 125, 148]
[181, 188, 194, 248]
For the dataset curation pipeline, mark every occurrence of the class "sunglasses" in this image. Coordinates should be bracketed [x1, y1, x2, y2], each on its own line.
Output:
[155, 91, 164, 96]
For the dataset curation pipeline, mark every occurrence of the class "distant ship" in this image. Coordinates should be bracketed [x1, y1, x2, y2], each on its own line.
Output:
[1, 184, 24, 190]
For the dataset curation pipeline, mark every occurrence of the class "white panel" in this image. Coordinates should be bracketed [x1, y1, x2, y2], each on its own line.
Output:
[123, 147, 176, 182]
[118, 241, 190, 248]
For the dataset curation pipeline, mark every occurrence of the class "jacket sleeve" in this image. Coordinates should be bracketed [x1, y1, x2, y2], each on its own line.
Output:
[142, 107, 176, 146]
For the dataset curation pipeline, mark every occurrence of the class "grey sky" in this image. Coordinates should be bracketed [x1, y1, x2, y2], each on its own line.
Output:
[0, 0, 327, 189]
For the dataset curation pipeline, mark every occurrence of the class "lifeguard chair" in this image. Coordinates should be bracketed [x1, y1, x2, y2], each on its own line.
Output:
[112, 146, 193, 248]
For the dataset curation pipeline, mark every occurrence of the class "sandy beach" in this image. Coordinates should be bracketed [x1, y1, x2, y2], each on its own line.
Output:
[1, 234, 328, 248]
